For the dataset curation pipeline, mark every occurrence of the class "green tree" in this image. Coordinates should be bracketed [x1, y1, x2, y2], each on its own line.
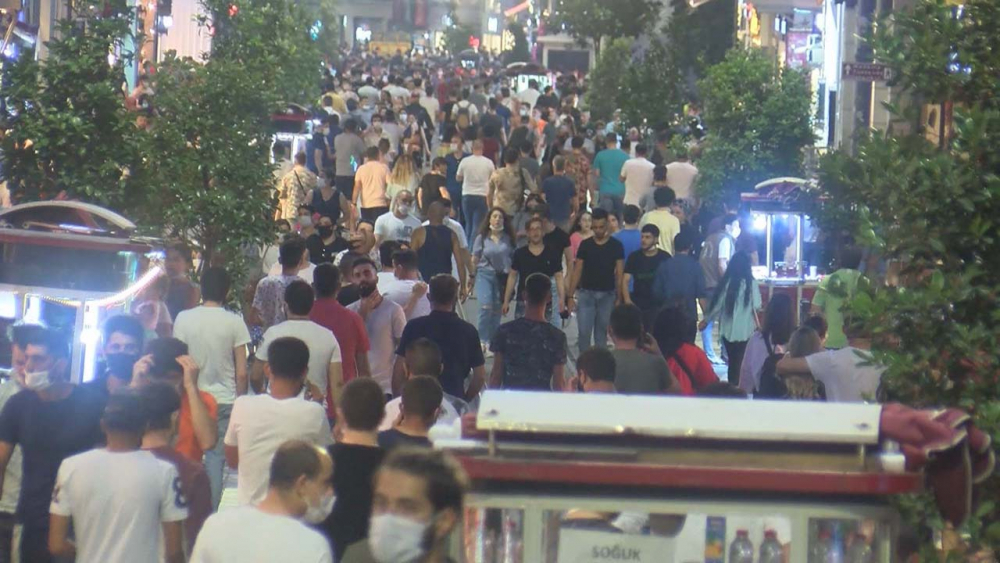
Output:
[621, 39, 685, 132]
[666, 0, 735, 84]
[815, 0, 1000, 554]
[695, 48, 814, 203]
[203, 0, 322, 104]
[441, 23, 477, 55]
[551, 0, 661, 53]
[1, 0, 143, 209]
[584, 37, 631, 122]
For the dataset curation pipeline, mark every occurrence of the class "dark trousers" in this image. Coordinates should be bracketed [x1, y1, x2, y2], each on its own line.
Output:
[0, 513, 12, 563]
[334, 175, 355, 202]
[19, 522, 51, 563]
[360, 206, 389, 223]
[722, 338, 749, 386]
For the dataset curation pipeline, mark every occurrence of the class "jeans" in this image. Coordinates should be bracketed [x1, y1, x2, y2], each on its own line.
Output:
[462, 195, 489, 244]
[447, 186, 463, 223]
[598, 192, 624, 220]
[515, 277, 562, 329]
[576, 289, 616, 353]
[205, 402, 233, 510]
[475, 268, 503, 345]
[723, 338, 749, 386]
[701, 319, 716, 358]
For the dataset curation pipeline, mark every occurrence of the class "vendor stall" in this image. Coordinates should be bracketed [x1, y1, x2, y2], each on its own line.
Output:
[504, 62, 553, 95]
[438, 391, 924, 563]
[0, 202, 159, 383]
[742, 177, 823, 321]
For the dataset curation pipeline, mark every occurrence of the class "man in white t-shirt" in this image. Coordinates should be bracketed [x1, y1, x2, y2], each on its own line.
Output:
[777, 337, 883, 402]
[620, 144, 655, 208]
[381, 249, 431, 320]
[255, 280, 343, 404]
[456, 140, 497, 243]
[0, 325, 30, 553]
[49, 391, 187, 563]
[518, 79, 541, 111]
[718, 214, 741, 274]
[379, 338, 462, 431]
[665, 155, 699, 202]
[225, 337, 333, 506]
[192, 440, 334, 563]
[173, 267, 251, 509]
[419, 85, 441, 127]
[347, 257, 406, 393]
[374, 190, 421, 246]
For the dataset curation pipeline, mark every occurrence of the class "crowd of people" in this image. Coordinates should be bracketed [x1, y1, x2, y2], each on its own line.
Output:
[0, 49, 884, 563]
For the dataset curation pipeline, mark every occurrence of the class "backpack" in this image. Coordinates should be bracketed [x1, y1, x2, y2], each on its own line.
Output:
[757, 335, 826, 400]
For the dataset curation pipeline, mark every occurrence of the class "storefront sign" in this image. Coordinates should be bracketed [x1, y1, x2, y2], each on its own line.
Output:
[557, 528, 676, 562]
[842, 62, 892, 81]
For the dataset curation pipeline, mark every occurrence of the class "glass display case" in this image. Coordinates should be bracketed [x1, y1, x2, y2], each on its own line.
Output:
[442, 391, 918, 563]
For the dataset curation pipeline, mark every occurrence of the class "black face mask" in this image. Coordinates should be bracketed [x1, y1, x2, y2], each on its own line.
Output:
[318, 226, 335, 239]
[105, 353, 139, 381]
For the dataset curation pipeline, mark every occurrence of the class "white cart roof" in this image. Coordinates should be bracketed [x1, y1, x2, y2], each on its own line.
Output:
[476, 391, 881, 445]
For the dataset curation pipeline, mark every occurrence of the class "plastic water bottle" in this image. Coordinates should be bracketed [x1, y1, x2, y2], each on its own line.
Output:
[729, 530, 754, 563]
[760, 530, 783, 563]
[809, 531, 834, 563]
[846, 534, 873, 563]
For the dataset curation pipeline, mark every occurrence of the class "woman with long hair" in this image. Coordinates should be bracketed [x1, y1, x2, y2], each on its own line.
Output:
[568, 210, 593, 260]
[471, 207, 516, 351]
[700, 251, 762, 385]
[652, 305, 719, 395]
[738, 293, 794, 394]
[386, 154, 419, 205]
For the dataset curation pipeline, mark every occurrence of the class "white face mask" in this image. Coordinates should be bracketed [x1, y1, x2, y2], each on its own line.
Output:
[303, 490, 335, 524]
[24, 369, 53, 391]
[299, 215, 313, 228]
[451, 143, 460, 152]
[368, 513, 430, 563]
[397, 203, 413, 216]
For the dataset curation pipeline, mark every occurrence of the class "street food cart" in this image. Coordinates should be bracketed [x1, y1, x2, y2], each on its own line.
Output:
[438, 391, 919, 563]
[0, 201, 158, 383]
[504, 62, 553, 96]
[742, 177, 823, 321]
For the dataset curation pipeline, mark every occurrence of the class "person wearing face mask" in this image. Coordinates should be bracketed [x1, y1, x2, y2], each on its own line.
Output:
[0, 324, 41, 562]
[308, 215, 351, 265]
[281, 152, 320, 221]
[341, 449, 468, 563]
[322, 378, 385, 562]
[0, 328, 105, 563]
[443, 135, 468, 221]
[191, 440, 334, 563]
[297, 205, 319, 239]
[49, 389, 187, 563]
[224, 337, 333, 507]
[84, 314, 145, 398]
[364, 114, 387, 148]
[374, 190, 421, 247]
[140, 382, 211, 556]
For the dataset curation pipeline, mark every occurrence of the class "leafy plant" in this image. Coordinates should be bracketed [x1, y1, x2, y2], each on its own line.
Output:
[441, 23, 477, 55]
[814, 0, 1000, 554]
[503, 20, 530, 64]
[695, 48, 814, 203]
[1, 0, 144, 209]
[666, 0, 735, 86]
[550, 0, 662, 54]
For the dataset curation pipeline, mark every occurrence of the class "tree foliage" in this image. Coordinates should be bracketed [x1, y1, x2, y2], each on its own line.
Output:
[1, 0, 143, 209]
[814, 0, 1000, 554]
[695, 48, 814, 203]
[551, 0, 661, 53]
[584, 37, 684, 130]
[666, 0, 735, 85]
[441, 23, 477, 56]
[503, 20, 530, 64]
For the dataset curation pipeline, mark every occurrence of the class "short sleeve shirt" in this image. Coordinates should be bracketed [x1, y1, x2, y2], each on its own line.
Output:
[490, 318, 567, 390]
[395, 311, 484, 398]
[625, 250, 671, 310]
[576, 237, 625, 292]
[251, 275, 300, 333]
[592, 149, 629, 196]
[541, 176, 576, 224]
[511, 245, 563, 298]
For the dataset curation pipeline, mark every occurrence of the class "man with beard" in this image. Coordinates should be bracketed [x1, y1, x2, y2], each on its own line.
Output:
[347, 258, 406, 396]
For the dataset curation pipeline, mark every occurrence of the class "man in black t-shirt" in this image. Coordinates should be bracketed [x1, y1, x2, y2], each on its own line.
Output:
[324, 379, 385, 562]
[492, 273, 568, 391]
[0, 328, 105, 563]
[623, 224, 672, 331]
[568, 208, 625, 353]
[505, 217, 566, 324]
[417, 158, 449, 217]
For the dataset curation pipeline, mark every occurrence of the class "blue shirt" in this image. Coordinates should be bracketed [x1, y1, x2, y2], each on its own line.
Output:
[592, 148, 629, 196]
[444, 153, 468, 199]
[542, 175, 576, 225]
[613, 228, 643, 292]
[496, 104, 512, 131]
[653, 253, 707, 328]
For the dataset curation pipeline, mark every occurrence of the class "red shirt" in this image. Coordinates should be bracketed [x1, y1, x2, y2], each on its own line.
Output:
[176, 390, 218, 463]
[310, 297, 371, 417]
[665, 343, 719, 395]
